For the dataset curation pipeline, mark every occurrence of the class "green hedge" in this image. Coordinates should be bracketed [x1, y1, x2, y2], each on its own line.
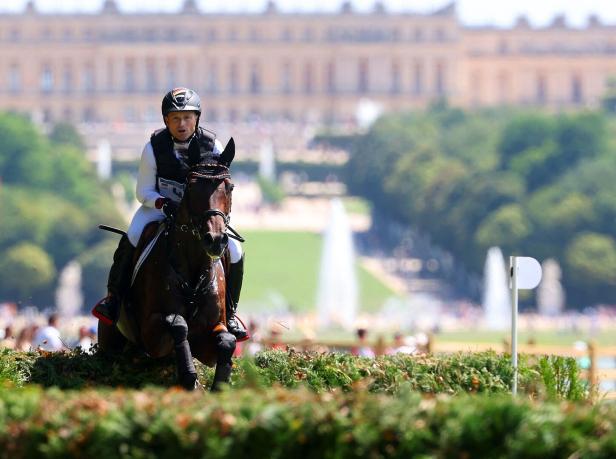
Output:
[0, 348, 587, 400]
[0, 386, 613, 458]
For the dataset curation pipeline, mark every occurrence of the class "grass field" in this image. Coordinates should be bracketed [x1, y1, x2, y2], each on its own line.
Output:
[241, 230, 396, 313]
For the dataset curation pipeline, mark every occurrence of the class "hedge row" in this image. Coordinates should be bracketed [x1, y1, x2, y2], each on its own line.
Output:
[0, 386, 613, 458]
[0, 348, 587, 400]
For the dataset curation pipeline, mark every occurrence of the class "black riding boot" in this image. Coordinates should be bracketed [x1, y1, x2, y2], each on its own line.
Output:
[226, 254, 248, 341]
[92, 235, 135, 325]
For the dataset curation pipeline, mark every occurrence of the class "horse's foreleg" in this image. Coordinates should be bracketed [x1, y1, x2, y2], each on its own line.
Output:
[211, 331, 236, 392]
[164, 314, 199, 390]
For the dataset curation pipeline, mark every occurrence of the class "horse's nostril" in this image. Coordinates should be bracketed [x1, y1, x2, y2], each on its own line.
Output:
[204, 233, 215, 245]
[221, 233, 229, 246]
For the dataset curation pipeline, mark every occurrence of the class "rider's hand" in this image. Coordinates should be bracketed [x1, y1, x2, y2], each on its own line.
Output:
[155, 197, 178, 219]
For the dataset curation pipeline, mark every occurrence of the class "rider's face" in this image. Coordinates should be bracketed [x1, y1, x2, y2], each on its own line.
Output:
[164, 111, 198, 141]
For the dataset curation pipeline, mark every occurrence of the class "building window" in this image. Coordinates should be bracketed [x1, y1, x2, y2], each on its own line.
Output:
[499, 40, 509, 54]
[83, 107, 96, 123]
[536, 74, 547, 104]
[9, 29, 21, 42]
[413, 61, 423, 95]
[8, 64, 21, 92]
[62, 106, 73, 121]
[229, 62, 239, 94]
[414, 28, 424, 42]
[358, 58, 369, 93]
[281, 28, 292, 41]
[435, 28, 445, 42]
[435, 61, 445, 96]
[124, 106, 136, 122]
[146, 58, 157, 93]
[42, 108, 52, 123]
[83, 28, 94, 42]
[166, 58, 177, 90]
[40, 65, 54, 94]
[250, 63, 261, 94]
[206, 28, 217, 42]
[206, 63, 218, 94]
[144, 106, 158, 122]
[107, 59, 115, 92]
[281, 61, 292, 94]
[571, 75, 583, 103]
[326, 61, 336, 94]
[250, 28, 261, 42]
[125, 58, 136, 92]
[303, 62, 314, 94]
[62, 64, 73, 94]
[391, 61, 401, 94]
[303, 28, 314, 42]
[83, 63, 95, 94]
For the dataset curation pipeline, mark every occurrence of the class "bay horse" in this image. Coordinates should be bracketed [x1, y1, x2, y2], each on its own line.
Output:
[98, 139, 238, 391]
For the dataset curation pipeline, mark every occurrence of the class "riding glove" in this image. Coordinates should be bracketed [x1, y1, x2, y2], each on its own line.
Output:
[155, 197, 178, 219]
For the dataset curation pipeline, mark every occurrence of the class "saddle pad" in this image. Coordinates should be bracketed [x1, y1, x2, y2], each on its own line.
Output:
[130, 222, 167, 286]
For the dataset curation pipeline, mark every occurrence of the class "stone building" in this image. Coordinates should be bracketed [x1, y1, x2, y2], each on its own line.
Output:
[0, 0, 614, 126]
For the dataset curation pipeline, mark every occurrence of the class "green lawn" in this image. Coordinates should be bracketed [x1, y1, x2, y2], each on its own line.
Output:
[241, 230, 396, 313]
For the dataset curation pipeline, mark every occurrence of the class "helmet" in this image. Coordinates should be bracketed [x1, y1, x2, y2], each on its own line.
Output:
[161, 87, 201, 117]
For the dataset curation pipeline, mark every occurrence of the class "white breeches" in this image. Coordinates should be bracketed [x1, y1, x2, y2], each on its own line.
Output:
[127, 205, 243, 263]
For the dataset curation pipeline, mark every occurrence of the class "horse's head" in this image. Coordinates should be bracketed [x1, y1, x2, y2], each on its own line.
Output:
[180, 138, 235, 259]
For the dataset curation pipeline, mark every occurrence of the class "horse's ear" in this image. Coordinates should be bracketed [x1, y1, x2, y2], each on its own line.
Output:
[219, 137, 235, 167]
[187, 136, 201, 166]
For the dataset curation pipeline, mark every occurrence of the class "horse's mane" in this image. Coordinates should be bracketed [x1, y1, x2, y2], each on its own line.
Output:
[188, 163, 231, 180]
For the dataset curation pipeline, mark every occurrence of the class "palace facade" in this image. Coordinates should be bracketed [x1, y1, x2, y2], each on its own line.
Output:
[0, 0, 615, 126]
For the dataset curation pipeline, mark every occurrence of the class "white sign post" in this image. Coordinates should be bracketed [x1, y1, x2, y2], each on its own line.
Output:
[510, 256, 542, 395]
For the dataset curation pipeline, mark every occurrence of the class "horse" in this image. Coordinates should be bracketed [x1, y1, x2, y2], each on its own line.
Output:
[98, 139, 238, 391]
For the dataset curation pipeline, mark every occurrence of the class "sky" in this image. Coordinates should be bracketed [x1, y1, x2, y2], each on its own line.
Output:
[1, 0, 615, 28]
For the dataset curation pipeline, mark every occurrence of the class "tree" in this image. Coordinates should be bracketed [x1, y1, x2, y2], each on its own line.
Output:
[601, 77, 616, 114]
[48, 122, 86, 150]
[565, 233, 616, 305]
[0, 243, 56, 303]
[79, 238, 117, 309]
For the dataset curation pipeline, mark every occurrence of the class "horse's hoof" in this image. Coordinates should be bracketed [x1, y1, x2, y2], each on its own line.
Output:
[180, 372, 199, 391]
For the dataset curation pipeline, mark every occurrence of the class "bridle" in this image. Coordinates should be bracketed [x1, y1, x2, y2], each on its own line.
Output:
[177, 208, 244, 242]
[175, 164, 244, 242]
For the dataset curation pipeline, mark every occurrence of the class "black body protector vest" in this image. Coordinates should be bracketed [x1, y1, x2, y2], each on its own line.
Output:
[150, 126, 217, 203]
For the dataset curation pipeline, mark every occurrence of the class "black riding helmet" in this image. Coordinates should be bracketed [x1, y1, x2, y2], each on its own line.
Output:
[161, 87, 201, 117]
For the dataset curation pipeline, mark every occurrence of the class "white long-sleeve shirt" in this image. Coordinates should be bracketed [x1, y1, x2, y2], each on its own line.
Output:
[136, 138, 223, 209]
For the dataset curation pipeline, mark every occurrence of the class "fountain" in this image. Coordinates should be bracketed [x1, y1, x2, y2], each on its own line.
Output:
[258, 139, 276, 182]
[55, 260, 83, 318]
[537, 258, 565, 316]
[482, 247, 510, 330]
[96, 139, 112, 180]
[316, 199, 358, 329]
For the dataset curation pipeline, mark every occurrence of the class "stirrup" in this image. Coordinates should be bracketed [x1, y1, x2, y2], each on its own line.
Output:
[228, 315, 250, 342]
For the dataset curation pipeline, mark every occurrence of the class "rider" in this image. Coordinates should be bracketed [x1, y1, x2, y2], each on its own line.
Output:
[92, 87, 248, 341]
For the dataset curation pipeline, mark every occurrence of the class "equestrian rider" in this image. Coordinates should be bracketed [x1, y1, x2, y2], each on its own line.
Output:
[92, 87, 248, 341]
